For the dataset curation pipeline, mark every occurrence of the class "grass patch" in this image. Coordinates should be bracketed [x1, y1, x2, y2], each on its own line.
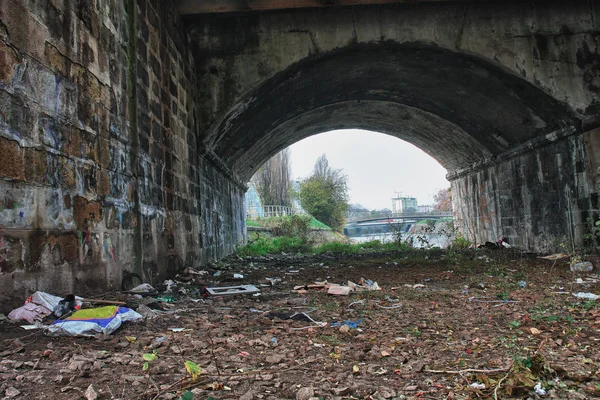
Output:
[310, 218, 331, 230]
[237, 236, 311, 257]
[245, 219, 262, 228]
[245, 216, 331, 230]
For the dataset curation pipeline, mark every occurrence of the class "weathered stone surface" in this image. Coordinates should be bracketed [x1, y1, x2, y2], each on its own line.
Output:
[184, 0, 600, 253]
[0, 0, 245, 311]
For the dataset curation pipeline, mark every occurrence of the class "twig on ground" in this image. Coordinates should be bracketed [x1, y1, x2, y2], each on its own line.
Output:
[206, 327, 222, 376]
[151, 376, 188, 400]
[423, 367, 510, 374]
[493, 361, 515, 400]
[468, 297, 520, 304]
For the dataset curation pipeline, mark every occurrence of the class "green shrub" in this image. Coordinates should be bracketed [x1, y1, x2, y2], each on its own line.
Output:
[265, 214, 313, 239]
[360, 239, 382, 249]
[450, 232, 472, 249]
[237, 235, 311, 257]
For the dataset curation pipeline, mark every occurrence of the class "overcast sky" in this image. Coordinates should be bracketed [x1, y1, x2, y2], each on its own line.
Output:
[288, 129, 450, 210]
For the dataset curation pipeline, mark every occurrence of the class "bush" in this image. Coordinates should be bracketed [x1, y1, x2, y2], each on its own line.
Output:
[360, 240, 382, 249]
[265, 214, 313, 239]
[450, 232, 472, 249]
[237, 235, 311, 257]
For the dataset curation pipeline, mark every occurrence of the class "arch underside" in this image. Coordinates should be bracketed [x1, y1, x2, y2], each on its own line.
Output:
[206, 43, 581, 182]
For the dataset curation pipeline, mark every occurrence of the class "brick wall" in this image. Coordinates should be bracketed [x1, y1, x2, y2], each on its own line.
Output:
[0, 0, 245, 311]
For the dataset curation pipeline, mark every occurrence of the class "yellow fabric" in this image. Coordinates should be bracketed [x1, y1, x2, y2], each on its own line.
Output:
[67, 306, 118, 320]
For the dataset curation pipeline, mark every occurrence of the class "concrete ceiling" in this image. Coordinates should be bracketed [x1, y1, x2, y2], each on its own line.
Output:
[174, 0, 521, 15]
[204, 43, 580, 181]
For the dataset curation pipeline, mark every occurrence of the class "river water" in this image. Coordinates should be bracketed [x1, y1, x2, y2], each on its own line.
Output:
[349, 232, 452, 249]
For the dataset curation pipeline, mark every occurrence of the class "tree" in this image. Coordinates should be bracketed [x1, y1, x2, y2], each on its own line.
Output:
[433, 187, 452, 211]
[299, 155, 349, 232]
[251, 149, 292, 207]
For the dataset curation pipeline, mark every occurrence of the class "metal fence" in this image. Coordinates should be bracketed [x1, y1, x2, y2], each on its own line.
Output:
[247, 205, 302, 220]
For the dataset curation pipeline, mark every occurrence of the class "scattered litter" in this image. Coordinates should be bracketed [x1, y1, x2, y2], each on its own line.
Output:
[478, 236, 510, 250]
[8, 292, 83, 324]
[47, 306, 142, 336]
[573, 292, 600, 300]
[127, 283, 157, 294]
[168, 328, 186, 332]
[266, 277, 281, 286]
[517, 280, 527, 288]
[213, 271, 222, 277]
[411, 284, 426, 289]
[534, 382, 547, 396]
[469, 382, 486, 389]
[468, 297, 520, 304]
[183, 267, 208, 276]
[20, 323, 43, 330]
[374, 302, 403, 309]
[164, 280, 177, 293]
[267, 311, 312, 322]
[349, 300, 365, 307]
[8, 302, 53, 324]
[154, 295, 177, 303]
[331, 319, 363, 329]
[4, 387, 21, 398]
[294, 283, 327, 291]
[349, 278, 381, 292]
[570, 261, 593, 272]
[327, 286, 352, 296]
[84, 384, 99, 400]
[576, 278, 585, 284]
[0, 313, 5, 321]
[53, 294, 77, 318]
[538, 253, 569, 260]
[271, 337, 277, 344]
[233, 273, 244, 279]
[206, 285, 260, 296]
[152, 336, 168, 347]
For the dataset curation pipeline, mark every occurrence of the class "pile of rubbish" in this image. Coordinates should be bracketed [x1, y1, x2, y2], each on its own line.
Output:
[6, 291, 142, 336]
[294, 277, 381, 296]
[5, 267, 263, 337]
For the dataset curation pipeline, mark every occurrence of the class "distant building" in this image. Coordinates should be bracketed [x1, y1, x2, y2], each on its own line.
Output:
[392, 196, 418, 213]
[245, 182, 263, 218]
[291, 180, 306, 214]
[418, 205, 434, 213]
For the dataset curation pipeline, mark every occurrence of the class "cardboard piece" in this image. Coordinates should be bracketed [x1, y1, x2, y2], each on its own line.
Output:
[206, 284, 260, 296]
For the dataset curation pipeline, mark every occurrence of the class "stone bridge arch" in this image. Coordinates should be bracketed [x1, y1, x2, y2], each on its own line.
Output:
[186, 1, 599, 251]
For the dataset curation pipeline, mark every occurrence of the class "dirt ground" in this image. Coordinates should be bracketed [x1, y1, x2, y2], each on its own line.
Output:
[1, 249, 600, 400]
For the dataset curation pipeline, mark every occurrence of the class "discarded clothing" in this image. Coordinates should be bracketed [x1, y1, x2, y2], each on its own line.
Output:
[8, 303, 52, 324]
[8, 291, 82, 324]
[52, 294, 77, 318]
[47, 306, 142, 336]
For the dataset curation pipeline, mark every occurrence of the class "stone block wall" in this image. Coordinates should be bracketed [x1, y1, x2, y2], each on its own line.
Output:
[0, 0, 245, 311]
[450, 130, 598, 253]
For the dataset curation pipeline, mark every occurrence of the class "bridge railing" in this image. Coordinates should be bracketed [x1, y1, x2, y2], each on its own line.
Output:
[247, 205, 305, 220]
[346, 211, 453, 223]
